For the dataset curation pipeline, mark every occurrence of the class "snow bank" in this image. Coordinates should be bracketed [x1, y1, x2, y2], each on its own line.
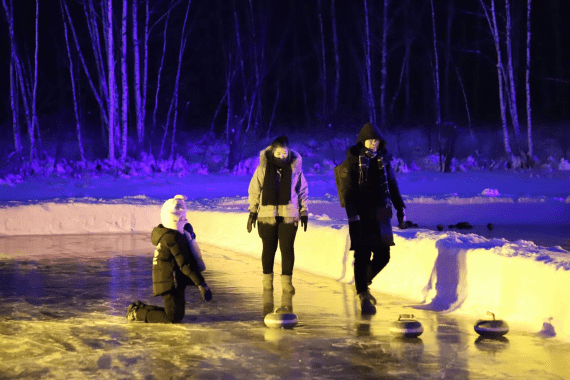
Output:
[1, 202, 569, 340]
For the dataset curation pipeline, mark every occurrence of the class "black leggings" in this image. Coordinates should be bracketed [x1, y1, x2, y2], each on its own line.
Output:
[354, 245, 391, 294]
[139, 287, 186, 323]
[258, 218, 298, 276]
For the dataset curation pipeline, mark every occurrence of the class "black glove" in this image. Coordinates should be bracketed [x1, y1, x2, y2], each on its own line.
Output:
[183, 223, 196, 239]
[247, 212, 257, 233]
[397, 208, 406, 229]
[198, 283, 212, 302]
[348, 220, 362, 250]
[300, 215, 308, 232]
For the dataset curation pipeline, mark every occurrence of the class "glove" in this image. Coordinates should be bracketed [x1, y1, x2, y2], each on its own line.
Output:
[397, 208, 406, 229]
[198, 283, 212, 302]
[300, 215, 308, 232]
[247, 212, 257, 233]
[183, 223, 196, 239]
[348, 220, 362, 250]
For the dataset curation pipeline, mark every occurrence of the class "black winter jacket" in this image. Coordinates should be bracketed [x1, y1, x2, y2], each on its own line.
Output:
[151, 224, 205, 296]
[335, 144, 405, 247]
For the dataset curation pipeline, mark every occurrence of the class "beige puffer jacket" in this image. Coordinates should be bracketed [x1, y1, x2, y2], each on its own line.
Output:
[248, 146, 309, 224]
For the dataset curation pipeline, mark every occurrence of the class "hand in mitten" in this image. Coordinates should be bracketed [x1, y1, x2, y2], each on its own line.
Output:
[397, 208, 406, 229]
[184, 223, 196, 239]
[300, 215, 308, 232]
[198, 283, 212, 302]
[348, 220, 362, 250]
[247, 212, 258, 233]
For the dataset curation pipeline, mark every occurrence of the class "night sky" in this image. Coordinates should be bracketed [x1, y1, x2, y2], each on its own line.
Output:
[1, 0, 569, 154]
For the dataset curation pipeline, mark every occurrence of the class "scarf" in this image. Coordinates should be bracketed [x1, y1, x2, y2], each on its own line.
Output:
[262, 154, 292, 206]
[358, 151, 392, 207]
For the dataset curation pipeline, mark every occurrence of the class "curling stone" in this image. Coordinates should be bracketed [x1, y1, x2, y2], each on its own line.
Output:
[390, 314, 424, 338]
[474, 311, 509, 338]
[264, 307, 298, 329]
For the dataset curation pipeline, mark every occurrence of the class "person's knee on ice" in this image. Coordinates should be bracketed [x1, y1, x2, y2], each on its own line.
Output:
[127, 195, 212, 323]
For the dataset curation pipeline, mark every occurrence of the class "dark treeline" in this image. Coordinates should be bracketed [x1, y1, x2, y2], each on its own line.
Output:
[1, 0, 569, 170]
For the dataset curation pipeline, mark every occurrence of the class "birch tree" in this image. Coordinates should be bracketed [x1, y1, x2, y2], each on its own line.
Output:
[504, 0, 521, 142]
[379, 0, 389, 127]
[363, 0, 377, 126]
[120, 0, 128, 161]
[317, 0, 327, 121]
[132, 0, 143, 145]
[430, 0, 441, 127]
[2, 0, 22, 155]
[331, 0, 340, 120]
[60, 0, 85, 161]
[525, 0, 533, 164]
[479, 0, 514, 163]
[105, 0, 116, 161]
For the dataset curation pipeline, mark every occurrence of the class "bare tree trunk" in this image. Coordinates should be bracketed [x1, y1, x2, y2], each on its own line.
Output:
[151, 4, 171, 137]
[266, 83, 280, 138]
[120, 0, 128, 161]
[84, 0, 109, 118]
[505, 0, 521, 142]
[331, 0, 340, 120]
[132, 0, 143, 144]
[63, 0, 108, 127]
[444, 0, 454, 121]
[60, 0, 85, 161]
[379, 0, 388, 127]
[32, 0, 43, 159]
[169, 0, 192, 161]
[105, 0, 116, 161]
[142, 0, 149, 139]
[2, 0, 22, 154]
[430, 0, 441, 126]
[526, 0, 533, 164]
[317, 0, 327, 121]
[363, 0, 376, 126]
[480, 0, 513, 161]
[247, 0, 261, 133]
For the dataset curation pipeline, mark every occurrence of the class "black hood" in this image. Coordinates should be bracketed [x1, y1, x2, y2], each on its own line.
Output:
[348, 122, 387, 156]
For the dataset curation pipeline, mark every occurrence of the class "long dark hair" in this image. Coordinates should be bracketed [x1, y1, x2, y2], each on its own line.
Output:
[271, 135, 289, 151]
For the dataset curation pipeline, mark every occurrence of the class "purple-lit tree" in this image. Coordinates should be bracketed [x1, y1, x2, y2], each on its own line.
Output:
[379, 0, 388, 128]
[331, 0, 340, 121]
[120, 0, 128, 161]
[362, 0, 377, 127]
[59, 0, 85, 162]
[525, 0, 533, 165]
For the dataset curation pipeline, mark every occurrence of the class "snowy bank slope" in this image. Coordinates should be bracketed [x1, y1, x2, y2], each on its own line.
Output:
[1, 201, 569, 340]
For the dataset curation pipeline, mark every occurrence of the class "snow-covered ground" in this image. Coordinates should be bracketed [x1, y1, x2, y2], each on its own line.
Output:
[1, 149, 570, 340]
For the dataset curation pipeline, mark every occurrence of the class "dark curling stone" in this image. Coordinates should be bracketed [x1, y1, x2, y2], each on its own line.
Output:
[474, 311, 509, 338]
[264, 307, 298, 329]
[486, 223, 494, 231]
[449, 222, 473, 230]
[404, 221, 419, 228]
[437, 224, 444, 231]
[390, 314, 424, 338]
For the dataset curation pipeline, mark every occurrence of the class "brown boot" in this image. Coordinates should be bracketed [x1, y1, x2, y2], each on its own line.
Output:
[281, 275, 295, 294]
[262, 273, 274, 291]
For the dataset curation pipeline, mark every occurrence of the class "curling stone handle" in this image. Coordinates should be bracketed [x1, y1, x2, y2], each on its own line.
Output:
[398, 314, 415, 321]
[486, 311, 496, 320]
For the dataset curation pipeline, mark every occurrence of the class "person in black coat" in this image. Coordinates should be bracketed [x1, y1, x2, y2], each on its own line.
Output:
[126, 195, 212, 323]
[335, 123, 406, 314]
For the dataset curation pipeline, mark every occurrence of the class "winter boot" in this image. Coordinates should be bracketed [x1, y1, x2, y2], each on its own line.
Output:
[262, 273, 274, 291]
[262, 289, 274, 317]
[358, 291, 377, 315]
[126, 301, 146, 322]
[281, 275, 295, 294]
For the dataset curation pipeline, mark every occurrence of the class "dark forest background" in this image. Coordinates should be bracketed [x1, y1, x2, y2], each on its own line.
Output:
[1, 0, 569, 172]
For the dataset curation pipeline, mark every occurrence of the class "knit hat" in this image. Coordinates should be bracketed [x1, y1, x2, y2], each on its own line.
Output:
[160, 195, 188, 233]
[357, 122, 384, 144]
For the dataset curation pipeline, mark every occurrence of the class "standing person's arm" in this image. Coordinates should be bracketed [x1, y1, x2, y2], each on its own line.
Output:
[385, 156, 406, 228]
[247, 165, 263, 232]
[297, 170, 309, 231]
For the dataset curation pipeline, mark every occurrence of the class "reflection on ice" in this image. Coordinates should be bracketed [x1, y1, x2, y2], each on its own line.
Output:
[1, 233, 569, 379]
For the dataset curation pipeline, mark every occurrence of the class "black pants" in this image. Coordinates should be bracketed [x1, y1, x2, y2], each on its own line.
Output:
[258, 217, 298, 276]
[139, 286, 186, 323]
[354, 245, 390, 294]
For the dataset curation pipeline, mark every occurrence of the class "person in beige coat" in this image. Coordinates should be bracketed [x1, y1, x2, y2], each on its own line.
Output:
[247, 136, 309, 293]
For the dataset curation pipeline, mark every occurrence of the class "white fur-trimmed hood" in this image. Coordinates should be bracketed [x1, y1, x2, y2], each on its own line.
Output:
[258, 146, 303, 171]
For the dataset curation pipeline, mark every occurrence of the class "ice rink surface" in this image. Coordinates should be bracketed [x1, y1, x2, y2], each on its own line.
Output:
[1, 233, 569, 380]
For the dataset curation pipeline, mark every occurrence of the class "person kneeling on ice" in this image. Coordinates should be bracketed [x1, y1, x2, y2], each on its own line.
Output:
[127, 195, 212, 323]
[334, 123, 406, 314]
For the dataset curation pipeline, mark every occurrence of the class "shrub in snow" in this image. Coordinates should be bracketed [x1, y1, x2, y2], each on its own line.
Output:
[420, 154, 442, 171]
[558, 158, 570, 171]
[410, 161, 421, 171]
[313, 163, 321, 172]
[391, 157, 410, 173]
[482, 188, 500, 197]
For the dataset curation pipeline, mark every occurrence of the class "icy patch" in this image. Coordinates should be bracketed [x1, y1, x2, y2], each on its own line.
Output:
[481, 188, 500, 197]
